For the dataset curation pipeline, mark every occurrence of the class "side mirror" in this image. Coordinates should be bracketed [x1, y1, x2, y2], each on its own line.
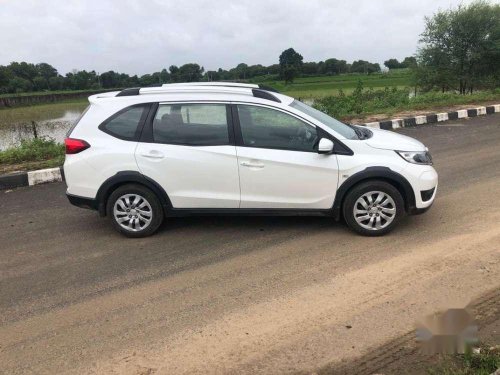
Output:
[318, 138, 334, 154]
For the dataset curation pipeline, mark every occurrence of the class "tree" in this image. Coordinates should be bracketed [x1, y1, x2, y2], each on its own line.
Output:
[100, 71, 119, 88]
[8, 77, 33, 93]
[160, 68, 170, 83]
[0, 66, 11, 93]
[279, 48, 303, 82]
[230, 63, 248, 80]
[9, 62, 38, 84]
[48, 76, 65, 90]
[302, 62, 319, 75]
[351, 60, 381, 74]
[33, 76, 48, 91]
[282, 66, 298, 84]
[417, 1, 500, 94]
[36, 63, 58, 80]
[401, 56, 417, 68]
[384, 58, 401, 70]
[178, 63, 204, 82]
[168, 65, 180, 82]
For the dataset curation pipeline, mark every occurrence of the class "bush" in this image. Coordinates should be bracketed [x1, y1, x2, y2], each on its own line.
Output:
[313, 80, 410, 118]
[313, 84, 500, 120]
[0, 137, 64, 164]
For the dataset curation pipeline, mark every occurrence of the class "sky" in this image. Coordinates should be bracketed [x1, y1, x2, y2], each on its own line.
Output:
[0, 0, 478, 76]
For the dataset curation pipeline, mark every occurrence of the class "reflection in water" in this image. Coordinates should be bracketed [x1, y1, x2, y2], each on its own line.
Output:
[0, 102, 87, 150]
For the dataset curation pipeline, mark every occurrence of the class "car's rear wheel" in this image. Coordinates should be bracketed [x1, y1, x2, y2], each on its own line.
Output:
[106, 184, 164, 237]
[343, 180, 405, 236]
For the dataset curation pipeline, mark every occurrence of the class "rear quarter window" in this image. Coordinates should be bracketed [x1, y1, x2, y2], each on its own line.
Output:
[99, 104, 150, 141]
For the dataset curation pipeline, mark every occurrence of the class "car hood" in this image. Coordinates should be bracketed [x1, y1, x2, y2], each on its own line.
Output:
[365, 128, 426, 151]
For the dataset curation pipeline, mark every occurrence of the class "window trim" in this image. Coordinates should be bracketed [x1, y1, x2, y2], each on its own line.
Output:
[231, 102, 353, 155]
[143, 101, 234, 147]
[98, 103, 152, 142]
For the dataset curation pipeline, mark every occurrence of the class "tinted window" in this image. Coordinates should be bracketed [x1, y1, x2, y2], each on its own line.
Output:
[153, 104, 229, 146]
[101, 105, 148, 140]
[237, 105, 317, 152]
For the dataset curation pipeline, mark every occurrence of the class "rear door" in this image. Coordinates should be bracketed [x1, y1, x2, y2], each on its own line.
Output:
[136, 102, 240, 208]
[233, 103, 339, 209]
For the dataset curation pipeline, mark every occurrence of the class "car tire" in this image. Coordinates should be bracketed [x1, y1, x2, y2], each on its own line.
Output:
[106, 183, 164, 238]
[343, 180, 405, 236]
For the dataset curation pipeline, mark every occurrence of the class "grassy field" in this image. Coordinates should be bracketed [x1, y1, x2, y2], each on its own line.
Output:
[252, 69, 413, 99]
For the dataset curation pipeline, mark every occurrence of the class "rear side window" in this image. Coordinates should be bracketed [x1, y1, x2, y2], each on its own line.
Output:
[99, 104, 149, 141]
[152, 103, 229, 146]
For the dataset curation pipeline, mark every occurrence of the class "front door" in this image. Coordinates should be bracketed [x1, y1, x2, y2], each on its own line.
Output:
[234, 104, 339, 209]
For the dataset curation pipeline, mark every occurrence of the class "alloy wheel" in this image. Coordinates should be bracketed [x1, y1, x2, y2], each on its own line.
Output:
[353, 191, 396, 231]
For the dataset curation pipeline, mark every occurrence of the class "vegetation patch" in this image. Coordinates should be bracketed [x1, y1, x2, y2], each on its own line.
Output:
[427, 345, 500, 375]
[0, 137, 64, 166]
[313, 83, 500, 121]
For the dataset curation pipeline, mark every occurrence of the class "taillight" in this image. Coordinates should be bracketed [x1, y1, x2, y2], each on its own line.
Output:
[65, 138, 90, 154]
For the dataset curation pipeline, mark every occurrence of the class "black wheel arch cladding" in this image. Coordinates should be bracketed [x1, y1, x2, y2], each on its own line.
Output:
[96, 171, 172, 216]
[332, 166, 416, 220]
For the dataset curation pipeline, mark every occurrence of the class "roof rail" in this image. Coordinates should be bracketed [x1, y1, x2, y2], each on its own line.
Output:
[252, 88, 281, 103]
[257, 84, 280, 93]
[161, 82, 280, 93]
[116, 88, 140, 96]
[161, 82, 259, 89]
[114, 84, 282, 103]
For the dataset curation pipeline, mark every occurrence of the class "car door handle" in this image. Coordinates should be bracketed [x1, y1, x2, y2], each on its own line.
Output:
[240, 161, 264, 168]
[140, 151, 164, 159]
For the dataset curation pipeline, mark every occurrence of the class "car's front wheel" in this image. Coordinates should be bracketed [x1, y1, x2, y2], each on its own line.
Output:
[343, 180, 405, 236]
[106, 184, 164, 237]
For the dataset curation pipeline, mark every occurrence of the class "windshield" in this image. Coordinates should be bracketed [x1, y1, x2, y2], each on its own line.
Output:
[289, 100, 358, 140]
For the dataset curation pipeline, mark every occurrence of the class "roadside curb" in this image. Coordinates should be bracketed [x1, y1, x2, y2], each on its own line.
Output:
[360, 104, 500, 129]
[0, 167, 64, 190]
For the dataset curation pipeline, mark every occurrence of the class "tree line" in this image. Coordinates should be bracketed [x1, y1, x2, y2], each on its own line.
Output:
[0, 55, 388, 94]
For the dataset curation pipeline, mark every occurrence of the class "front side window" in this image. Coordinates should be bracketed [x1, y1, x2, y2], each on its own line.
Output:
[237, 105, 317, 152]
[100, 104, 148, 140]
[153, 103, 229, 146]
[289, 100, 358, 140]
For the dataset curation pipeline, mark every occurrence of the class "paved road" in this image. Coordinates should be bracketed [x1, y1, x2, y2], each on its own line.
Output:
[1, 114, 499, 374]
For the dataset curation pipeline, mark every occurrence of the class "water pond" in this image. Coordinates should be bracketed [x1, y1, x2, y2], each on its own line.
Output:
[0, 101, 87, 150]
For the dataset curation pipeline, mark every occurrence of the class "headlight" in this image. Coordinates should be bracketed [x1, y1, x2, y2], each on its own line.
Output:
[396, 150, 433, 165]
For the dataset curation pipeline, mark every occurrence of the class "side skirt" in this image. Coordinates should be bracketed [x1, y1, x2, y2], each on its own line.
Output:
[165, 208, 335, 218]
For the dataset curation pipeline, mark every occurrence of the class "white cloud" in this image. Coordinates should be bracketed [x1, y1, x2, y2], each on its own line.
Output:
[0, 0, 476, 75]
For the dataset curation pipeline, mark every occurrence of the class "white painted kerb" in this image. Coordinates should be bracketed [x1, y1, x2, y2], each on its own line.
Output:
[27, 167, 62, 186]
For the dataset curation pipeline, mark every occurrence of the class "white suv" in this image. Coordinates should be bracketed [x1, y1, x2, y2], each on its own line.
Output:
[64, 83, 437, 237]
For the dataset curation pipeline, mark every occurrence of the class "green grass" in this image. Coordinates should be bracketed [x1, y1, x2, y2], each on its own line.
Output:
[0, 137, 64, 165]
[252, 70, 413, 99]
[427, 345, 500, 375]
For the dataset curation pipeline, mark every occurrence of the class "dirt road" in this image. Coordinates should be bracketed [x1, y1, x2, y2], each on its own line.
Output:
[1, 114, 499, 374]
